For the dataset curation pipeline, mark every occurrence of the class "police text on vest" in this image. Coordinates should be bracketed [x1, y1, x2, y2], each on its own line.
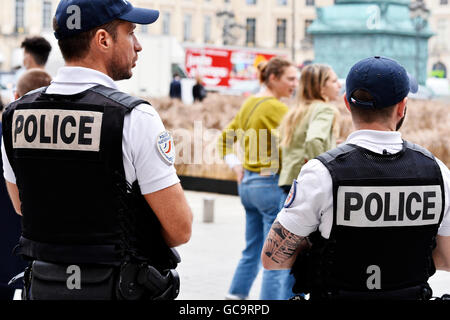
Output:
[336, 186, 442, 227]
[12, 109, 103, 151]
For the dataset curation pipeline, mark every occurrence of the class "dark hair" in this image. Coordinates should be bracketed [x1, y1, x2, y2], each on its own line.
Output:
[21, 36, 52, 66]
[259, 57, 293, 86]
[349, 89, 396, 123]
[54, 18, 121, 62]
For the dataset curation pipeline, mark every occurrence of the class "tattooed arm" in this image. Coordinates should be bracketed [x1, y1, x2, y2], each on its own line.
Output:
[261, 220, 311, 270]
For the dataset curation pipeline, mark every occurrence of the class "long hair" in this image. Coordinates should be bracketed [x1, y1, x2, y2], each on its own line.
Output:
[280, 64, 338, 147]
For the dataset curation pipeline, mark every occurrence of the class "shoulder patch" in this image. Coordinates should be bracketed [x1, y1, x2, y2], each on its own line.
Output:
[157, 131, 175, 165]
[284, 179, 297, 208]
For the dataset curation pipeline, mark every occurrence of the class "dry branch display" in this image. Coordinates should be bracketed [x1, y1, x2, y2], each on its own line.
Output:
[149, 93, 450, 181]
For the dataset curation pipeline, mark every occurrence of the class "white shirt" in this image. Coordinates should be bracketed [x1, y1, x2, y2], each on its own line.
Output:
[1, 67, 179, 194]
[278, 130, 450, 238]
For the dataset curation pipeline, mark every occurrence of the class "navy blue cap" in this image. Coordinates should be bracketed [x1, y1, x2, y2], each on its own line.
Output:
[54, 0, 159, 40]
[346, 56, 418, 109]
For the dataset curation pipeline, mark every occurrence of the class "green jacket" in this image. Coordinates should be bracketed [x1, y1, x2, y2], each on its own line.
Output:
[279, 101, 336, 187]
[218, 96, 288, 173]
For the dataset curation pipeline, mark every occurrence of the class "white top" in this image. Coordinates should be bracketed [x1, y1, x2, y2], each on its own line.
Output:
[1, 66, 179, 194]
[277, 130, 450, 238]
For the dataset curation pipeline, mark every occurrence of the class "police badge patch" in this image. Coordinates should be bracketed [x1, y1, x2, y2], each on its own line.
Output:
[157, 131, 175, 165]
[284, 180, 297, 208]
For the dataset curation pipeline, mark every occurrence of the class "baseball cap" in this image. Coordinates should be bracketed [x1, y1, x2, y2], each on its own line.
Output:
[346, 56, 418, 109]
[54, 0, 159, 40]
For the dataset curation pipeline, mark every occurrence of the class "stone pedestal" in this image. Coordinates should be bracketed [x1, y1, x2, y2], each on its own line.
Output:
[308, 0, 433, 85]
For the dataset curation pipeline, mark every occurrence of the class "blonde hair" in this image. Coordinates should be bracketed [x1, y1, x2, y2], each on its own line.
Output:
[258, 56, 293, 87]
[280, 64, 340, 147]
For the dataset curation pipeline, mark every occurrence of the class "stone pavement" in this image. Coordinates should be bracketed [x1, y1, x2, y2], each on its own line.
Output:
[176, 190, 450, 300]
[176, 190, 262, 300]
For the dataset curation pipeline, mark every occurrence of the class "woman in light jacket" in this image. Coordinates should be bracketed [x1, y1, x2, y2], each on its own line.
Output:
[279, 64, 342, 194]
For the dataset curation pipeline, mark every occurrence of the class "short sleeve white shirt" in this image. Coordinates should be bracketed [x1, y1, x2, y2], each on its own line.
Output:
[277, 130, 450, 238]
[1, 67, 179, 194]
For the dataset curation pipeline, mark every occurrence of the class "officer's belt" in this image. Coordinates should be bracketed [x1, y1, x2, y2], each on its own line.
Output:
[15, 236, 122, 265]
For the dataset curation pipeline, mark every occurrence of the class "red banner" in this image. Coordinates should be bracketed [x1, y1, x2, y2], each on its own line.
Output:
[185, 47, 277, 89]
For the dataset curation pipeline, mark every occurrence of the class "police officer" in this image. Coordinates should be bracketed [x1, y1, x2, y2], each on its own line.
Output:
[1, 0, 192, 300]
[261, 56, 450, 300]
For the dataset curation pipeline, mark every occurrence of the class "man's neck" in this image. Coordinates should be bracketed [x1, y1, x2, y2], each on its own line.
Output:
[354, 123, 396, 131]
[27, 63, 45, 70]
[65, 60, 109, 78]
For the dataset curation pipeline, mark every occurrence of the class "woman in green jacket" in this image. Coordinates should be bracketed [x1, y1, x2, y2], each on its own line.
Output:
[218, 57, 298, 300]
[279, 64, 342, 194]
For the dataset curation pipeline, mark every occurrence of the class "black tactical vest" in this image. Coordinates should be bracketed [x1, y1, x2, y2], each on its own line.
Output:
[294, 142, 444, 296]
[2, 85, 176, 270]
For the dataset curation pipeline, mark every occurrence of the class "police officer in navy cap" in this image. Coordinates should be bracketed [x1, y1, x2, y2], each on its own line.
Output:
[261, 56, 450, 300]
[1, 0, 192, 300]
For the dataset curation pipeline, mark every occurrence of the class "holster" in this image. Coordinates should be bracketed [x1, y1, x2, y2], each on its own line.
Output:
[290, 230, 325, 295]
[117, 262, 180, 300]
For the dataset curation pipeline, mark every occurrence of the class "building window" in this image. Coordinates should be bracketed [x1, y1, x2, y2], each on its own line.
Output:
[42, 1, 52, 30]
[304, 19, 313, 43]
[306, 0, 315, 6]
[184, 14, 192, 41]
[276, 18, 287, 47]
[277, 0, 288, 5]
[246, 18, 256, 46]
[440, 0, 448, 4]
[246, 0, 257, 5]
[141, 24, 148, 34]
[15, 0, 25, 33]
[162, 12, 171, 35]
[204, 16, 212, 43]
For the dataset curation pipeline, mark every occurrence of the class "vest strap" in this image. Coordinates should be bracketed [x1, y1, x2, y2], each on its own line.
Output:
[89, 85, 150, 110]
[316, 144, 356, 164]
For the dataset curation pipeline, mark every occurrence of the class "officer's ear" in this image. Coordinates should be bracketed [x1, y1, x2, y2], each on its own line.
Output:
[396, 97, 407, 118]
[94, 29, 114, 53]
[343, 93, 351, 112]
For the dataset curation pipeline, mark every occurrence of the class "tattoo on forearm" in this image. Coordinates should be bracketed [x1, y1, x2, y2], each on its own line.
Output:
[264, 221, 306, 264]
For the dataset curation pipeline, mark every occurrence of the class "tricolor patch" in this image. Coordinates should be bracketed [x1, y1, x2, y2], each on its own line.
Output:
[284, 180, 297, 208]
[157, 131, 175, 165]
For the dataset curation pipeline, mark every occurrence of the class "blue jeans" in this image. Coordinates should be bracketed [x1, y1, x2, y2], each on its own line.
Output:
[228, 170, 291, 300]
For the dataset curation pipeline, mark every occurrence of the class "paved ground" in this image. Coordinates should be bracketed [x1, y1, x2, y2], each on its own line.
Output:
[176, 190, 450, 300]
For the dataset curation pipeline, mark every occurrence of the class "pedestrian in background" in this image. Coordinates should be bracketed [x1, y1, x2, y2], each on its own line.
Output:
[14, 69, 52, 100]
[169, 73, 182, 100]
[21, 36, 52, 70]
[192, 76, 206, 102]
[218, 56, 298, 300]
